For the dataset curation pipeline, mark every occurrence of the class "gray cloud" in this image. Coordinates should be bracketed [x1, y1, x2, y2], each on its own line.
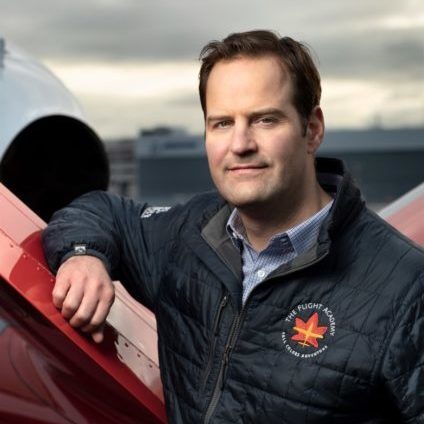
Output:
[3, 0, 420, 61]
[2, 0, 422, 136]
[317, 30, 424, 81]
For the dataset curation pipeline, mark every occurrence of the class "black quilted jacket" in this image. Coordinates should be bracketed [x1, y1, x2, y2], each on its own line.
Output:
[43, 158, 424, 423]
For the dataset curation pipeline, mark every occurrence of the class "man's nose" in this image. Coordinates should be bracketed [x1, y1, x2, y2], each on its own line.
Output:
[230, 123, 257, 155]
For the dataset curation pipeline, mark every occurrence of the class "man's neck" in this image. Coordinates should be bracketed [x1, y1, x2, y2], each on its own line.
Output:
[237, 183, 332, 252]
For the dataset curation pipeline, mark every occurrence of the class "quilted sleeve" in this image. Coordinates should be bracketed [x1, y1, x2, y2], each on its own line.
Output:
[381, 274, 424, 423]
[42, 190, 175, 311]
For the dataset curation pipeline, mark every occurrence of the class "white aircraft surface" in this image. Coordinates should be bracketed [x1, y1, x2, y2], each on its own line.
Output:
[0, 37, 109, 221]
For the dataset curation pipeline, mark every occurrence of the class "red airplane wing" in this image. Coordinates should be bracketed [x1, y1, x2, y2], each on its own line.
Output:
[0, 183, 166, 423]
[1, 178, 423, 423]
[379, 182, 424, 246]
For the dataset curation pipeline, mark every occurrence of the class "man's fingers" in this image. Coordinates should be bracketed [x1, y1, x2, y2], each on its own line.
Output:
[53, 257, 89, 309]
[68, 290, 99, 328]
[60, 280, 85, 320]
[52, 275, 71, 309]
[51, 255, 114, 343]
[91, 325, 105, 344]
[73, 282, 115, 330]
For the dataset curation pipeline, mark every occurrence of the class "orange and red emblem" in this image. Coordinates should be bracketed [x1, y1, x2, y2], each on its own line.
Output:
[291, 312, 328, 348]
[282, 302, 336, 358]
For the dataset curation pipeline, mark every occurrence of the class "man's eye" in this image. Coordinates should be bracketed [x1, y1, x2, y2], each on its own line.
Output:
[216, 120, 232, 129]
[257, 116, 277, 125]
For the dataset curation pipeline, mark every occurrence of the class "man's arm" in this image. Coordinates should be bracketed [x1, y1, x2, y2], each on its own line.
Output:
[381, 276, 424, 422]
[42, 190, 166, 342]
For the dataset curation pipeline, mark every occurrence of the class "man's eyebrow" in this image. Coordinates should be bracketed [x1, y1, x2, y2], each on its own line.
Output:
[248, 108, 286, 120]
[206, 108, 287, 126]
[206, 115, 232, 125]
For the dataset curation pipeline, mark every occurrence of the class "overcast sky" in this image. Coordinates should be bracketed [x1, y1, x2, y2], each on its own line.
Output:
[2, 0, 424, 140]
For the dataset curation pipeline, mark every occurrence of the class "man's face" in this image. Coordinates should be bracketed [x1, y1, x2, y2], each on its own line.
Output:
[205, 55, 321, 212]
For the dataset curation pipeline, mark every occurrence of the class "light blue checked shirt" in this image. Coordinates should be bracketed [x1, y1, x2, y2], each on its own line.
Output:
[227, 200, 334, 304]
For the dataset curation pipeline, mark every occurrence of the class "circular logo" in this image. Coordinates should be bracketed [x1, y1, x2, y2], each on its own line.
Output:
[281, 302, 336, 359]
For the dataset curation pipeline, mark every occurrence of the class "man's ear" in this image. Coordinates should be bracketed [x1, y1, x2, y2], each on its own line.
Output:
[305, 106, 325, 154]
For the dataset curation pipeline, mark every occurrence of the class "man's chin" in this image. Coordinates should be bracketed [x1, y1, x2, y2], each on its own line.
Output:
[227, 196, 265, 212]
[219, 185, 273, 210]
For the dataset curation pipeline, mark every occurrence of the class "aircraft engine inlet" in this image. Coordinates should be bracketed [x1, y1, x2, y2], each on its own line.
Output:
[0, 39, 109, 221]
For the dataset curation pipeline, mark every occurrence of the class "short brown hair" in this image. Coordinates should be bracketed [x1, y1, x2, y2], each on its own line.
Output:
[199, 30, 321, 124]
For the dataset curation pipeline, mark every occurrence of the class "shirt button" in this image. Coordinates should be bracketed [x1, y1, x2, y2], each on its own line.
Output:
[257, 269, 266, 278]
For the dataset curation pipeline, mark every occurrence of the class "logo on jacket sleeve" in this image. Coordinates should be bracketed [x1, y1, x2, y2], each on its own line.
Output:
[141, 206, 171, 218]
[282, 302, 336, 359]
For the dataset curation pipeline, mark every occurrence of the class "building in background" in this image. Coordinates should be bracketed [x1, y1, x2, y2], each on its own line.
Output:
[319, 128, 424, 209]
[135, 127, 214, 205]
[107, 126, 424, 210]
[105, 138, 137, 198]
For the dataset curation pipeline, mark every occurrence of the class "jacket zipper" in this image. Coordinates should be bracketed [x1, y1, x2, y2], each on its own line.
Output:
[203, 306, 244, 424]
[201, 293, 230, 390]
[202, 252, 329, 424]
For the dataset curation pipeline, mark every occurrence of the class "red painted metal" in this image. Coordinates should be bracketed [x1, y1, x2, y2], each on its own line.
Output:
[1, 179, 423, 423]
[380, 183, 424, 246]
[0, 183, 166, 423]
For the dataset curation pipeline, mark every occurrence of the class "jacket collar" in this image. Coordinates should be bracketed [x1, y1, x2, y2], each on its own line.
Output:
[316, 157, 365, 240]
[183, 157, 364, 299]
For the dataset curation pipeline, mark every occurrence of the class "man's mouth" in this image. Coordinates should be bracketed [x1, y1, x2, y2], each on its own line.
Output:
[227, 164, 267, 172]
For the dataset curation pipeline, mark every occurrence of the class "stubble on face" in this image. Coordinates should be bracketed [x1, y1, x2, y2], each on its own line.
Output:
[204, 55, 312, 217]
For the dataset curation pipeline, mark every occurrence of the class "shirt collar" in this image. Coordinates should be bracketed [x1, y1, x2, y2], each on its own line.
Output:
[286, 200, 333, 254]
[226, 200, 334, 255]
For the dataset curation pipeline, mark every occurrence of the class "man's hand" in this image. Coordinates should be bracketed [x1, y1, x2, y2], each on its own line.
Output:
[52, 255, 115, 343]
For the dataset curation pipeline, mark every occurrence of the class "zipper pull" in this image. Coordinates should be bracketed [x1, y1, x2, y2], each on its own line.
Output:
[214, 294, 229, 336]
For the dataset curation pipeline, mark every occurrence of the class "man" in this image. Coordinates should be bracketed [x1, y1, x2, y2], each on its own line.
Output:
[43, 30, 424, 423]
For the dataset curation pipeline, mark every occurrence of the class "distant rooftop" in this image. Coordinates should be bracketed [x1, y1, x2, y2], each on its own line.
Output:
[320, 127, 424, 153]
[140, 126, 187, 137]
[135, 126, 424, 158]
[136, 126, 204, 157]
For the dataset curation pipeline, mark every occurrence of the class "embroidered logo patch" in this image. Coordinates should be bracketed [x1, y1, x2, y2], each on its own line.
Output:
[141, 206, 171, 218]
[73, 244, 87, 255]
[282, 302, 336, 359]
